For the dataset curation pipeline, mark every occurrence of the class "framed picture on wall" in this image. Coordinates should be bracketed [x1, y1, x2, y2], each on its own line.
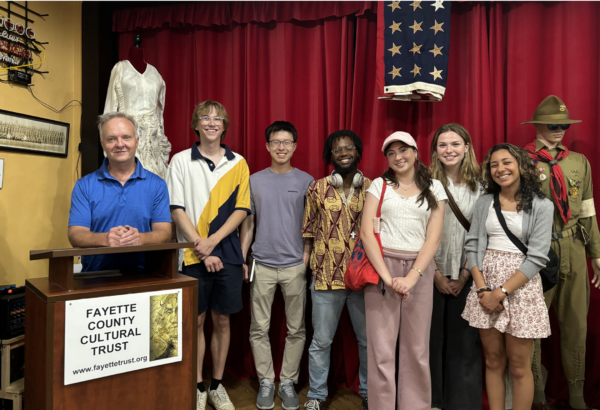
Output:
[0, 109, 70, 157]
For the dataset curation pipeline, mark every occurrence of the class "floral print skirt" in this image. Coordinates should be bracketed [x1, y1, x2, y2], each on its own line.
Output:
[462, 250, 551, 339]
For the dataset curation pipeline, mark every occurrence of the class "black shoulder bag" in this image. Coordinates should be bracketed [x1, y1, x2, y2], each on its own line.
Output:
[492, 193, 558, 293]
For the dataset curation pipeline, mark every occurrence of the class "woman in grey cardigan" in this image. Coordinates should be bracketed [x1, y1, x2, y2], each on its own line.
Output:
[461, 144, 553, 410]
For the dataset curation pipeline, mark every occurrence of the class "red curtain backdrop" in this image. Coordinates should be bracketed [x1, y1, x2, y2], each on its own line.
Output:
[113, 2, 600, 407]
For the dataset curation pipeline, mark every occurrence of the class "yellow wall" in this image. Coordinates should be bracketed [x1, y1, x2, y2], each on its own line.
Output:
[0, 2, 81, 285]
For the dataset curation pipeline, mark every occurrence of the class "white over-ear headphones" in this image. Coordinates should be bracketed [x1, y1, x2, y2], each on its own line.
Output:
[329, 170, 364, 188]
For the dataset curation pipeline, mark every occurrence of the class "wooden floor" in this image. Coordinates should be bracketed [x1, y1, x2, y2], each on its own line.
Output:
[204, 370, 364, 410]
[206, 371, 597, 410]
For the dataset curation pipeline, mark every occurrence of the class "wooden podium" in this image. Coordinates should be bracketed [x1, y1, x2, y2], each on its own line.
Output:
[25, 243, 197, 410]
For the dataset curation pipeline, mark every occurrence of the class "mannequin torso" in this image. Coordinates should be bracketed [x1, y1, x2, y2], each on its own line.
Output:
[127, 47, 147, 74]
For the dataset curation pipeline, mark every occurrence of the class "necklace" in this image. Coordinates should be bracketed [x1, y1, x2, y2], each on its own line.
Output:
[398, 181, 416, 194]
[498, 193, 517, 210]
[338, 185, 355, 207]
[499, 193, 516, 204]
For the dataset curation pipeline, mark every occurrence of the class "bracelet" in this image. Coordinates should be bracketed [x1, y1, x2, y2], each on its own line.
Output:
[435, 268, 440, 272]
[500, 285, 510, 296]
[460, 267, 471, 281]
[411, 267, 423, 276]
[476, 286, 492, 294]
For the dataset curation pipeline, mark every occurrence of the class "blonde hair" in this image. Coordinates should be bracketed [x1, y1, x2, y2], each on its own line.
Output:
[429, 123, 480, 192]
[97, 112, 138, 141]
[190, 100, 230, 141]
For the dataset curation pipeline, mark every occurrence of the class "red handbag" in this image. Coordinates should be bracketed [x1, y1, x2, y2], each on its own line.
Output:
[344, 182, 387, 291]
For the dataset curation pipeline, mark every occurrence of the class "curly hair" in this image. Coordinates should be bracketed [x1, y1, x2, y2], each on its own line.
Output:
[322, 130, 363, 166]
[381, 142, 438, 211]
[429, 123, 481, 192]
[481, 143, 545, 213]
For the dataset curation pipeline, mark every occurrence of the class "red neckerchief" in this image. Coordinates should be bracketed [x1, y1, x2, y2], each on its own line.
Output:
[524, 141, 570, 224]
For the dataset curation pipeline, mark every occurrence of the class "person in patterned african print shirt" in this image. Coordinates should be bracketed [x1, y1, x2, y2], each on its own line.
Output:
[301, 130, 371, 410]
[302, 176, 371, 290]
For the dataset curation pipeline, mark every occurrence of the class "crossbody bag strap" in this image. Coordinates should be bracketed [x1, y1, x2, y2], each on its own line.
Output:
[493, 192, 528, 254]
[443, 184, 471, 232]
[373, 182, 387, 235]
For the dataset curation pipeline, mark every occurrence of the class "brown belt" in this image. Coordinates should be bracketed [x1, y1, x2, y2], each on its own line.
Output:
[551, 226, 577, 241]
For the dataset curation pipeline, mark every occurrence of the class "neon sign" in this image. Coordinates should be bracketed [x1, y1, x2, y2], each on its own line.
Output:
[0, 2, 46, 78]
[0, 16, 35, 39]
[0, 39, 30, 59]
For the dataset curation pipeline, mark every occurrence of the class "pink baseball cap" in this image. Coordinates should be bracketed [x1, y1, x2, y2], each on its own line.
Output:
[381, 131, 418, 152]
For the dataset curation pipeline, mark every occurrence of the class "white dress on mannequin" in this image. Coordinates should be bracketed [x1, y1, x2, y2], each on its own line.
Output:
[104, 60, 171, 179]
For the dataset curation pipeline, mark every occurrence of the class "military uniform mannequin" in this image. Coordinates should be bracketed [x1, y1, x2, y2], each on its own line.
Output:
[523, 96, 600, 410]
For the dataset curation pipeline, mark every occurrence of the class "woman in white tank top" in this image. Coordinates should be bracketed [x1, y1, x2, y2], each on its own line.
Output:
[360, 132, 447, 410]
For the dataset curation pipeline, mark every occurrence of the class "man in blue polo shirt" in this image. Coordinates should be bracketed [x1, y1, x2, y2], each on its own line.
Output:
[68, 112, 172, 272]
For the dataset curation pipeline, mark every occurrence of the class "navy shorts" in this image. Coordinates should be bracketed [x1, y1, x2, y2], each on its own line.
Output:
[182, 262, 243, 315]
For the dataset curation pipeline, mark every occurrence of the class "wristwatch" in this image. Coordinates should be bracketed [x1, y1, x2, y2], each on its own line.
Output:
[500, 286, 510, 297]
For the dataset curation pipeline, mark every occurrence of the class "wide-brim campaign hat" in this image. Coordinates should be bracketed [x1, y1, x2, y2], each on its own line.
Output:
[381, 131, 418, 152]
[521, 95, 582, 125]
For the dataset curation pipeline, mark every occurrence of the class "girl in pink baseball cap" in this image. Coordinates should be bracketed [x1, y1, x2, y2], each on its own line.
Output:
[360, 131, 448, 410]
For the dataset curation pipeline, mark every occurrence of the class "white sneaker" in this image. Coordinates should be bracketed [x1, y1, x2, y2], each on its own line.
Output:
[208, 384, 235, 410]
[197, 389, 207, 410]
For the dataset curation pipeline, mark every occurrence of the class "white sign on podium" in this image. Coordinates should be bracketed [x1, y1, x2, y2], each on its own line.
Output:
[64, 289, 182, 385]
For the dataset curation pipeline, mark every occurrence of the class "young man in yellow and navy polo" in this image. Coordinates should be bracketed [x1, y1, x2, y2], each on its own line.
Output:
[522, 95, 600, 410]
[166, 100, 250, 410]
[68, 112, 172, 270]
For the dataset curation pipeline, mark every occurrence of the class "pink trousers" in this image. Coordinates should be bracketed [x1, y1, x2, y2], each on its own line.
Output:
[365, 249, 434, 410]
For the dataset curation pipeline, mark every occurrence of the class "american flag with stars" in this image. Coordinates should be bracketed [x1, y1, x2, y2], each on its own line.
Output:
[376, 1, 452, 101]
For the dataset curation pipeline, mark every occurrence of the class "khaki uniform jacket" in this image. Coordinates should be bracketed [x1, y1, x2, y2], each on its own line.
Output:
[533, 139, 600, 258]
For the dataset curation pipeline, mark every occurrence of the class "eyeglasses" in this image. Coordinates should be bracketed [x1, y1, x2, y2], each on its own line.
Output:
[547, 124, 570, 131]
[332, 145, 357, 155]
[200, 116, 223, 123]
[268, 140, 295, 148]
